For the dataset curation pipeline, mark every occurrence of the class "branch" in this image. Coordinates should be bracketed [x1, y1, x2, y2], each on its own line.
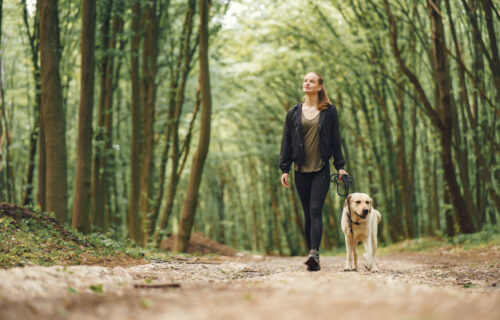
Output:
[383, 0, 441, 129]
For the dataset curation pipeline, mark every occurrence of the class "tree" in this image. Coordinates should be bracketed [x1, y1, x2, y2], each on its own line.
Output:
[139, 0, 160, 244]
[175, 0, 212, 252]
[21, 0, 41, 207]
[38, 0, 68, 223]
[128, 0, 144, 243]
[72, 0, 97, 232]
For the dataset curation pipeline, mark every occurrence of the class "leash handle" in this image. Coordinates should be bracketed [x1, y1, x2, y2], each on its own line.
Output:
[330, 173, 354, 197]
[331, 173, 356, 234]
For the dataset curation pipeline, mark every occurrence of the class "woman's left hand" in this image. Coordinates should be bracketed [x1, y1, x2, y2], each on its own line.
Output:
[338, 169, 348, 181]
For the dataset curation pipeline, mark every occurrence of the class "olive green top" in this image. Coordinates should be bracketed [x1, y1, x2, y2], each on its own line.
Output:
[294, 111, 323, 172]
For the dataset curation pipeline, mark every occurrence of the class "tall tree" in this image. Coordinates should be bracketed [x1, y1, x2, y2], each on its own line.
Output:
[383, 0, 476, 233]
[128, 0, 144, 243]
[38, 0, 68, 223]
[0, 0, 15, 204]
[92, 0, 113, 230]
[21, 0, 41, 206]
[139, 0, 159, 244]
[72, 0, 97, 232]
[427, 0, 476, 233]
[0, 0, 7, 202]
[175, 0, 212, 252]
[153, 0, 196, 241]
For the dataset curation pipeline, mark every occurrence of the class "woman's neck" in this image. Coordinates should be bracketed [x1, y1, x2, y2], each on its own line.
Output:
[304, 94, 318, 107]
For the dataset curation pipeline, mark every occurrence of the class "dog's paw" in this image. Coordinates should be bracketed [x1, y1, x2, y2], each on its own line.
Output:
[371, 264, 378, 273]
[344, 265, 355, 272]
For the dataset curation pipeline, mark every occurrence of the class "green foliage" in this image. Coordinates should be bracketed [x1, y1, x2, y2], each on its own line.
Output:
[67, 286, 79, 294]
[0, 0, 498, 256]
[88, 284, 104, 294]
[0, 203, 183, 268]
[378, 226, 500, 254]
[0, 206, 135, 268]
[448, 225, 500, 249]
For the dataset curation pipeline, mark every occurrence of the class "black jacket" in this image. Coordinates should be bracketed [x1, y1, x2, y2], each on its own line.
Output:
[279, 103, 345, 173]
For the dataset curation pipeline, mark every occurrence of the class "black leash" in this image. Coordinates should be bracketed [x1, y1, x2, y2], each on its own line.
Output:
[331, 173, 358, 234]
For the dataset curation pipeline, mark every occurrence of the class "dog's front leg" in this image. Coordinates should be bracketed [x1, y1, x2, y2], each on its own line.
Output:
[344, 234, 354, 271]
[370, 222, 378, 272]
[363, 240, 373, 271]
[352, 241, 358, 271]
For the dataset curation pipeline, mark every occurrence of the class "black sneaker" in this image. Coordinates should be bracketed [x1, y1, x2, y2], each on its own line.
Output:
[304, 249, 320, 271]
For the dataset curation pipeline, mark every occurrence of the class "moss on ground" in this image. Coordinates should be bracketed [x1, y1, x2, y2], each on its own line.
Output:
[0, 203, 154, 269]
[378, 225, 500, 254]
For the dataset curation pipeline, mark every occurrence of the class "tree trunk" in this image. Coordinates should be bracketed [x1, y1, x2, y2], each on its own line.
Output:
[0, 0, 7, 203]
[0, 0, 15, 204]
[21, 0, 40, 206]
[428, 0, 476, 233]
[175, 0, 212, 252]
[444, 187, 455, 237]
[92, 0, 113, 230]
[72, 0, 96, 233]
[128, 0, 144, 243]
[393, 81, 416, 237]
[37, 113, 46, 212]
[39, 0, 68, 223]
[153, 1, 196, 240]
[139, 0, 159, 244]
[101, 0, 123, 230]
[480, 0, 500, 102]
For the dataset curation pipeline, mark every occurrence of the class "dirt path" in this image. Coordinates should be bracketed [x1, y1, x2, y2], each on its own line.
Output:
[1, 247, 499, 320]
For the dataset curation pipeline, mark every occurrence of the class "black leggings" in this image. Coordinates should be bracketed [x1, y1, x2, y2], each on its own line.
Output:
[294, 165, 330, 251]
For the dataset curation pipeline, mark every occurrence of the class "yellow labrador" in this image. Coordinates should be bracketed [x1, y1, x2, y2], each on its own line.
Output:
[341, 192, 381, 272]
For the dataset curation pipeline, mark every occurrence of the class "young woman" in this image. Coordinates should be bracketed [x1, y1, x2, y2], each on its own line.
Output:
[279, 72, 347, 271]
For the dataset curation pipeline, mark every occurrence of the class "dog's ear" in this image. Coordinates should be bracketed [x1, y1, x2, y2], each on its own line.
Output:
[370, 199, 374, 209]
[345, 194, 352, 207]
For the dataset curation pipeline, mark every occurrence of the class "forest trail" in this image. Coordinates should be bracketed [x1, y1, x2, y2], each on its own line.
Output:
[1, 247, 499, 320]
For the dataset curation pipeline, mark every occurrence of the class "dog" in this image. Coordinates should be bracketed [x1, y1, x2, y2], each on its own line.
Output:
[341, 192, 382, 272]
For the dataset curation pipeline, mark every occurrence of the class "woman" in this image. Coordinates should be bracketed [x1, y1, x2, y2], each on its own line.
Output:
[279, 71, 347, 271]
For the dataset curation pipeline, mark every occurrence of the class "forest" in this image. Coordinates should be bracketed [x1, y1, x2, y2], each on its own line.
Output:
[0, 0, 498, 255]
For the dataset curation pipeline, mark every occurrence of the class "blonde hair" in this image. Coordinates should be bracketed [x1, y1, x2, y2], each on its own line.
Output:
[302, 71, 331, 111]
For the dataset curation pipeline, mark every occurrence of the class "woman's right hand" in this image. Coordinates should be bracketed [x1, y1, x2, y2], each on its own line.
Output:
[281, 173, 289, 188]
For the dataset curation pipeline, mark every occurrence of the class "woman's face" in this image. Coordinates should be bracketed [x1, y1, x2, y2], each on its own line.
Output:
[302, 73, 322, 94]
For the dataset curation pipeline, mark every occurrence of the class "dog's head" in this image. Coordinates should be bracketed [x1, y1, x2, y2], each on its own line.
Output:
[345, 193, 373, 222]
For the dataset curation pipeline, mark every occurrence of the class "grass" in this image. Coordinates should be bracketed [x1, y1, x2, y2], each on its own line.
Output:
[0, 204, 174, 269]
[321, 224, 500, 257]
[1, 203, 498, 267]
[378, 224, 500, 254]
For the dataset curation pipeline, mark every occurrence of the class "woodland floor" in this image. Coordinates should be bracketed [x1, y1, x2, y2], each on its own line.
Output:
[1, 244, 499, 320]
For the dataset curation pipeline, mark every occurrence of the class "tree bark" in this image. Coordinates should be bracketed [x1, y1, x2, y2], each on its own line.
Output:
[175, 0, 212, 252]
[92, 0, 113, 230]
[128, 0, 144, 243]
[428, 0, 476, 233]
[480, 0, 500, 102]
[37, 112, 46, 212]
[138, 0, 159, 244]
[38, 0, 68, 223]
[21, 1, 41, 206]
[73, 0, 97, 233]
[154, 0, 196, 239]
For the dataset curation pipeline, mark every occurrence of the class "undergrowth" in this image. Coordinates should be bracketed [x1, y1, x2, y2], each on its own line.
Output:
[378, 224, 500, 254]
[0, 204, 172, 269]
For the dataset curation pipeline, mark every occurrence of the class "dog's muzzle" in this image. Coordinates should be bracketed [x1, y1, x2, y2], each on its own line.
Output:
[358, 209, 370, 219]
